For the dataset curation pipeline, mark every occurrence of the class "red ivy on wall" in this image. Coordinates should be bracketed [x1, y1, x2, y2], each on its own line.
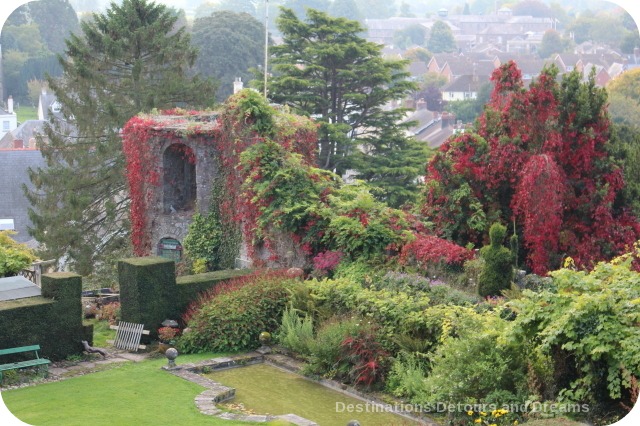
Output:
[121, 92, 318, 260]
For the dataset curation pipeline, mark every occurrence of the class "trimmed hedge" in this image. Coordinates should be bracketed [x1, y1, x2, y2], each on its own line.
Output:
[118, 256, 255, 334]
[0, 273, 85, 360]
[118, 257, 176, 334]
[175, 269, 253, 313]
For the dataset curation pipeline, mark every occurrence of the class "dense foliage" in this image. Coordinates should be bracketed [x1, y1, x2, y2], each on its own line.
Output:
[26, 0, 215, 275]
[178, 272, 298, 353]
[0, 231, 36, 277]
[268, 8, 416, 176]
[422, 61, 640, 274]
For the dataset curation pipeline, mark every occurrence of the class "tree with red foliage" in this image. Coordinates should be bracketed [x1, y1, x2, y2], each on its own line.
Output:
[421, 61, 640, 274]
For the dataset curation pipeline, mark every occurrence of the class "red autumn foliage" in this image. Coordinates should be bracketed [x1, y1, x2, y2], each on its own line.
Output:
[400, 234, 474, 267]
[422, 61, 640, 273]
[121, 92, 318, 260]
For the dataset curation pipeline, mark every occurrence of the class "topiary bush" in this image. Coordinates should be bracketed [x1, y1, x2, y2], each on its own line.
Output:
[478, 222, 513, 297]
[178, 271, 298, 353]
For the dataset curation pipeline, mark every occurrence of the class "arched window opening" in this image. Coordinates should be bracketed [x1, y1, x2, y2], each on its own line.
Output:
[163, 143, 196, 214]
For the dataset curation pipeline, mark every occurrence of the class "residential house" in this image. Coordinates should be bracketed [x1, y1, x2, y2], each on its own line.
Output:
[0, 96, 17, 140]
[0, 148, 46, 244]
[0, 120, 47, 150]
[442, 74, 491, 101]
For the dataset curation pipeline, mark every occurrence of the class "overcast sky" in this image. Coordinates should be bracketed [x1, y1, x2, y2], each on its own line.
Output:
[1, 0, 640, 29]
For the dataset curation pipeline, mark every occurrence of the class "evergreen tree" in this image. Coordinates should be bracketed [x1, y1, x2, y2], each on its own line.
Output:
[427, 21, 456, 54]
[25, 0, 216, 275]
[268, 8, 415, 175]
[351, 126, 430, 208]
[192, 11, 265, 101]
[329, 0, 361, 21]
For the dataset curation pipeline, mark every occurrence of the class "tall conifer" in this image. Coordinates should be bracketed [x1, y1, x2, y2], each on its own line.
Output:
[25, 0, 215, 275]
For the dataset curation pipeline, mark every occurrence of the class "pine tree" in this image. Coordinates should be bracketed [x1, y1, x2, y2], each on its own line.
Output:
[25, 0, 216, 275]
[268, 8, 416, 175]
[351, 126, 430, 208]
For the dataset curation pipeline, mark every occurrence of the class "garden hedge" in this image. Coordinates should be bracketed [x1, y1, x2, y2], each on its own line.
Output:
[118, 257, 176, 335]
[0, 273, 86, 360]
[175, 269, 253, 313]
[118, 257, 254, 335]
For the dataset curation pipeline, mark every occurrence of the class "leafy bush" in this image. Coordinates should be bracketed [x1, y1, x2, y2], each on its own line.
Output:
[183, 211, 222, 272]
[332, 258, 383, 285]
[519, 273, 555, 293]
[309, 277, 431, 347]
[320, 182, 413, 260]
[420, 311, 528, 411]
[339, 325, 389, 388]
[399, 233, 474, 270]
[478, 223, 513, 297]
[278, 306, 314, 357]
[386, 352, 429, 402]
[0, 230, 35, 277]
[312, 250, 343, 276]
[508, 252, 640, 414]
[99, 302, 121, 325]
[178, 271, 297, 353]
[305, 316, 360, 378]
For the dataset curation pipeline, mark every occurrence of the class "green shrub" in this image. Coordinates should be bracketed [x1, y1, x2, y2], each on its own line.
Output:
[309, 277, 432, 348]
[178, 272, 297, 353]
[420, 312, 528, 410]
[0, 230, 36, 277]
[278, 306, 314, 357]
[507, 253, 640, 414]
[386, 352, 429, 402]
[305, 316, 360, 378]
[183, 211, 222, 272]
[478, 223, 513, 297]
[333, 258, 384, 286]
[519, 273, 555, 293]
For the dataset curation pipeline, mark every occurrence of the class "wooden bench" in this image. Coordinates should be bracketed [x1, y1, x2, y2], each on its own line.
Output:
[0, 345, 51, 382]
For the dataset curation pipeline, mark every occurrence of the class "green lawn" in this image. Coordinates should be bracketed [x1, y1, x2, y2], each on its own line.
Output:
[1, 353, 278, 426]
[14, 105, 38, 123]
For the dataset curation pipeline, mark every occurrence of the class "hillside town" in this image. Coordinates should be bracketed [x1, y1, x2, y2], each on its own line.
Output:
[1, 1, 640, 426]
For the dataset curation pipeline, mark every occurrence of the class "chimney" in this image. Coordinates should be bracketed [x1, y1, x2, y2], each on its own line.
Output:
[416, 98, 427, 110]
[233, 77, 243, 94]
[13, 139, 24, 149]
[7, 95, 13, 114]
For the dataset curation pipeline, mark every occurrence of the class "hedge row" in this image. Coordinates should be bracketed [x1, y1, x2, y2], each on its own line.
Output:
[0, 273, 89, 361]
[118, 257, 254, 335]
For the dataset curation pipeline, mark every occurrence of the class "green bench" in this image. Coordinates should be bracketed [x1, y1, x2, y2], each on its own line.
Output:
[0, 345, 51, 382]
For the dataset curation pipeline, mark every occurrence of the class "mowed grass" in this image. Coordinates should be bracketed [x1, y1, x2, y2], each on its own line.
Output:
[14, 105, 38, 123]
[1, 353, 278, 426]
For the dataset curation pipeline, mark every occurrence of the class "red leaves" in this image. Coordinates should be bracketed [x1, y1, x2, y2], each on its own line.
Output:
[400, 234, 474, 267]
[512, 155, 566, 274]
[422, 61, 640, 274]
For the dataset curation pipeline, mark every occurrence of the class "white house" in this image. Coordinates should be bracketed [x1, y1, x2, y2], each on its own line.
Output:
[442, 75, 490, 101]
[0, 96, 18, 140]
